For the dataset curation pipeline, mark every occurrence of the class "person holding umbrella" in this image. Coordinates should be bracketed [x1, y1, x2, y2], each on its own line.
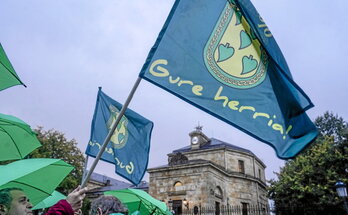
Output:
[0, 186, 87, 215]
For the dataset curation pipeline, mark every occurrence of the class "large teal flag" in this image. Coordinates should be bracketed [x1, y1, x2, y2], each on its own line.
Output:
[0, 43, 26, 91]
[139, 0, 318, 159]
[85, 88, 154, 184]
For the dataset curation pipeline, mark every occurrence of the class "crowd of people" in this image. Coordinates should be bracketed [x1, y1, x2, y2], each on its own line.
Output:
[0, 186, 129, 215]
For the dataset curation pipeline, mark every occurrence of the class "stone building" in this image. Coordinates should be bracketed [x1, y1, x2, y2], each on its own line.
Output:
[148, 127, 268, 214]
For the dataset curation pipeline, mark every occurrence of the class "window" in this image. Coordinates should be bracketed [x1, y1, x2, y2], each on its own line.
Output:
[238, 160, 245, 173]
[214, 186, 223, 199]
[258, 169, 262, 179]
[193, 206, 199, 215]
[174, 181, 183, 187]
[174, 181, 184, 191]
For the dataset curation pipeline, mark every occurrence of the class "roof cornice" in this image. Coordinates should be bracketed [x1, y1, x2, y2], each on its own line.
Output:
[148, 160, 267, 189]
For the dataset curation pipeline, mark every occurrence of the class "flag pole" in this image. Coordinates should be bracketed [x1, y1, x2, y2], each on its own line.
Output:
[81, 77, 142, 188]
[81, 155, 89, 183]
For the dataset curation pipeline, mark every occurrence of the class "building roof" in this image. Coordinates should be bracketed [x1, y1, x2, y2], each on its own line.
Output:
[148, 159, 211, 170]
[88, 172, 149, 193]
[172, 137, 255, 156]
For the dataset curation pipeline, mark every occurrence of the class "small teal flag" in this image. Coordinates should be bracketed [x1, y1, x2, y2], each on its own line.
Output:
[139, 0, 318, 159]
[85, 88, 154, 184]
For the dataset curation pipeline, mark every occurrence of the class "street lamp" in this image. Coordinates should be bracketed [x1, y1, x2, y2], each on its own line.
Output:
[168, 199, 173, 211]
[336, 181, 348, 197]
[335, 181, 348, 214]
[183, 198, 189, 209]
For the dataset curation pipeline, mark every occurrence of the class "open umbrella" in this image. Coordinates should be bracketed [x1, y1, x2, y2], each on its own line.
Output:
[32, 190, 66, 210]
[0, 43, 26, 91]
[105, 189, 171, 215]
[0, 113, 41, 161]
[0, 158, 73, 205]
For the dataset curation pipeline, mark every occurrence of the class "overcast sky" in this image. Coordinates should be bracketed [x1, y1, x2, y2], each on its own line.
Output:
[1, 0, 347, 183]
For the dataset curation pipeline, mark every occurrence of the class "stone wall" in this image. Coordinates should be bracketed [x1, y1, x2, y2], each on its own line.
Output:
[180, 150, 225, 168]
[169, 148, 266, 184]
[148, 161, 268, 209]
[149, 137, 268, 211]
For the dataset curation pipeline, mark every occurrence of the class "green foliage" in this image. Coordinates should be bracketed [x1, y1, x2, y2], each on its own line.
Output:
[315, 111, 348, 143]
[268, 112, 348, 209]
[81, 197, 91, 215]
[29, 127, 85, 195]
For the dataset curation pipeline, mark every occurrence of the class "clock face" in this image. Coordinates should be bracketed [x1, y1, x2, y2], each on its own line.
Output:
[192, 136, 199, 144]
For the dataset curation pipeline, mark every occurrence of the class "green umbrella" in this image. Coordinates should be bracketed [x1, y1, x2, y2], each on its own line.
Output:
[32, 190, 66, 210]
[105, 189, 170, 215]
[0, 43, 26, 91]
[0, 113, 41, 161]
[0, 158, 73, 205]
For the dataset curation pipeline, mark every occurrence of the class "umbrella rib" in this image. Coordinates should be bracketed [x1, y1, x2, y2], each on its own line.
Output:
[1, 117, 33, 133]
[138, 200, 142, 211]
[10, 181, 52, 195]
[1, 120, 30, 131]
[0, 60, 27, 87]
[150, 207, 157, 215]
[136, 197, 158, 214]
[0, 127, 23, 158]
[51, 163, 71, 167]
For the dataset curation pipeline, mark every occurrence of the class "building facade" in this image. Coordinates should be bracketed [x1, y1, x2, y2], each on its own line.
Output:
[148, 127, 268, 214]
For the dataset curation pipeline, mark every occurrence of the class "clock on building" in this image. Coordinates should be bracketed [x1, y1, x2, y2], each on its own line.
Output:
[191, 136, 199, 145]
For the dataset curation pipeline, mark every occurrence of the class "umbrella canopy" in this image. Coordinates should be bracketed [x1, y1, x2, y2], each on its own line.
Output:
[0, 158, 73, 205]
[105, 189, 170, 215]
[0, 43, 26, 91]
[0, 113, 41, 161]
[32, 190, 66, 210]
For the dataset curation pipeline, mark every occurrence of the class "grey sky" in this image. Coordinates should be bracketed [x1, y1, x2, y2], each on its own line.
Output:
[1, 0, 347, 183]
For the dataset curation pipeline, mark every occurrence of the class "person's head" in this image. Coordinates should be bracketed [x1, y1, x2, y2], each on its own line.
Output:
[90, 195, 128, 215]
[0, 188, 32, 215]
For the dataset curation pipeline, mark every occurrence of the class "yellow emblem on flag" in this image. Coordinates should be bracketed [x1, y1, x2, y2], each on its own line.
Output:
[204, 2, 268, 89]
[107, 105, 128, 149]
